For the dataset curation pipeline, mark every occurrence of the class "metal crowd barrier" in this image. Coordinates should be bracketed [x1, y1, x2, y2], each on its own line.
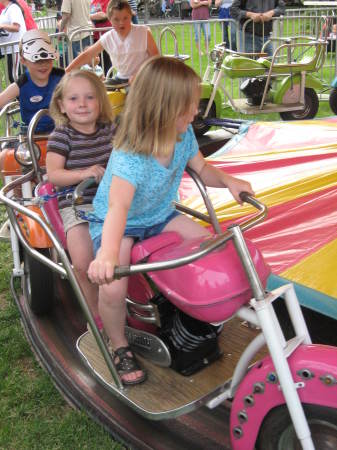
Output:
[1, 9, 337, 97]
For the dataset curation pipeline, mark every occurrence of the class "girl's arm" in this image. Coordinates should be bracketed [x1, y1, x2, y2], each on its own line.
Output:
[65, 41, 104, 73]
[0, 22, 20, 32]
[146, 29, 160, 57]
[88, 177, 135, 285]
[0, 83, 19, 110]
[90, 11, 107, 21]
[190, 0, 210, 9]
[46, 152, 105, 187]
[187, 150, 254, 203]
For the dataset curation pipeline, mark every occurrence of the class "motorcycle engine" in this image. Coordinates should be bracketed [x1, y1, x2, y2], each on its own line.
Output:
[240, 77, 270, 106]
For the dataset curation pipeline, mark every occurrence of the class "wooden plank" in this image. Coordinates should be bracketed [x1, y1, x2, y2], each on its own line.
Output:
[77, 318, 267, 418]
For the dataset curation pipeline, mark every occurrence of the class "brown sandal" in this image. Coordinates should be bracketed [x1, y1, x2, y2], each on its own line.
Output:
[113, 346, 147, 386]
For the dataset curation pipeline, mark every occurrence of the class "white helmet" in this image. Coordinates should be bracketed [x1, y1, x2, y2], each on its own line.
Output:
[21, 30, 58, 62]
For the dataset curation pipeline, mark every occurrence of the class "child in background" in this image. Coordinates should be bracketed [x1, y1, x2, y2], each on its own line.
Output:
[81, 46, 104, 79]
[0, 29, 64, 132]
[87, 56, 254, 385]
[65, 0, 159, 85]
[0, 28, 64, 191]
[46, 70, 116, 331]
[190, 0, 212, 56]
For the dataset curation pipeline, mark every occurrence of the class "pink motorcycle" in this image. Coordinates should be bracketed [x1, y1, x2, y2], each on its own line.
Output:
[1, 109, 337, 450]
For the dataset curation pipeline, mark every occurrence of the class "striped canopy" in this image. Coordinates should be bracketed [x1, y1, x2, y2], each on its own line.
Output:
[180, 118, 337, 319]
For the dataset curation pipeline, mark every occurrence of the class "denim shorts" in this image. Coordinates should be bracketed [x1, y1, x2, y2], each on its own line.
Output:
[193, 22, 211, 43]
[92, 210, 181, 256]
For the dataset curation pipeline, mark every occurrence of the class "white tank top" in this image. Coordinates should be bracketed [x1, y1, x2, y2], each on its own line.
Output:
[100, 24, 148, 79]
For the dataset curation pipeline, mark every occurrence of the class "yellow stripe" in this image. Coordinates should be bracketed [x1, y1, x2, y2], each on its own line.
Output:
[281, 239, 337, 298]
[182, 171, 337, 224]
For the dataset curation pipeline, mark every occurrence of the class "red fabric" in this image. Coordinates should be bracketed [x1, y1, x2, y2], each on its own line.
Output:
[90, 0, 111, 42]
[179, 121, 337, 276]
[0, 0, 38, 30]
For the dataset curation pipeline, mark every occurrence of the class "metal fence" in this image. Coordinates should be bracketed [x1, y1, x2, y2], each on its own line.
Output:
[1, 9, 337, 93]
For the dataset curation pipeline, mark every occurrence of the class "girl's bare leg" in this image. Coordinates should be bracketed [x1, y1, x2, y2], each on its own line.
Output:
[67, 223, 99, 317]
[163, 214, 211, 239]
[98, 237, 144, 383]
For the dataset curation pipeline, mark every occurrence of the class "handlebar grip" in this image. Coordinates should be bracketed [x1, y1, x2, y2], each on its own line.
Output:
[239, 191, 252, 203]
[73, 177, 97, 205]
[114, 265, 131, 280]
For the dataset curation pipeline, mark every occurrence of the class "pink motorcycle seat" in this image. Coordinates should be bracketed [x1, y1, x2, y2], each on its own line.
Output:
[143, 235, 270, 323]
[131, 232, 183, 263]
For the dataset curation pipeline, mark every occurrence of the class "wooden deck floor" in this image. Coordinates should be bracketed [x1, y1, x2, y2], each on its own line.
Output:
[77, 317, 267, 420]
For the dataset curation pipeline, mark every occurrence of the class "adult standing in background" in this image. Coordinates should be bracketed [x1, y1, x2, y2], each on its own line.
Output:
[90, 0, 112, 74]
[0, 0, 26, 82]
[59, 0, 91, 60]
[127, 0, 138, 24]
[230, 0, 285, 55]
[190, 0, 211, 56]
[0, 0, 37, 30]
[215, 0, 235, 49]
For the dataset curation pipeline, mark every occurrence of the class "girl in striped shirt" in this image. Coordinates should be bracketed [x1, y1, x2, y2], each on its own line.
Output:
[46, 70, 116, 330]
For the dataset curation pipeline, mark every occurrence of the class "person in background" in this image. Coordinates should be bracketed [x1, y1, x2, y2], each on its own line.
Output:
[90, 0, 112, 75]
[0, 29, 63, 236]
[87, 56, 254, 385]
[127, 0, 138, 24]
[230, 0, 285, 55]
[0, 0, 26, 82]
[59, 0, 91, 59]
[66, 0, 158, 85]
[0, 0, 37, 30]
[215, 0, 236, 50]
[46, 70, 116, 334]
[81, 45, 104, 78]
[190, 0, 211, 56]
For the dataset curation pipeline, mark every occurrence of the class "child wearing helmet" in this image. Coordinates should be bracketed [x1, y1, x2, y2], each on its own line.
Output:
[0, 29, 64, 133]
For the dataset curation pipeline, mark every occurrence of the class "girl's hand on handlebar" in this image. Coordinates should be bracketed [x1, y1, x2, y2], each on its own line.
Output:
[82, 165, 105, 183]
[88, 251, 118, 285]
[226, 175, 254, 204]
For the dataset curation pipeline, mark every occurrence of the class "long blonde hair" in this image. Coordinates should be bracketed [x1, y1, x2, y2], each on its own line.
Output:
[49, 70, 115, 127]
[114, 56, 201, 157]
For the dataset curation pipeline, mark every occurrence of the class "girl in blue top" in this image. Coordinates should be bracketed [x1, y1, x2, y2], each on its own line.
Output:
[87, 56, 254, 385]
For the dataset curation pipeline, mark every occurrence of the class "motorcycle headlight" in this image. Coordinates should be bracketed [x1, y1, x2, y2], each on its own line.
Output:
[14, 141, 41, 167]
[210, 50, 219, 62]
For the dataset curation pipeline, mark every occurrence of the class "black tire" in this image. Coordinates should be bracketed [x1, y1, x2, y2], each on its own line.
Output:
[192, 99, 216, 137]
[279, 88, 319, 121]
[256, 404, 337, 450]
[23, 248, 54, 316]
[329, 88, 337, 115]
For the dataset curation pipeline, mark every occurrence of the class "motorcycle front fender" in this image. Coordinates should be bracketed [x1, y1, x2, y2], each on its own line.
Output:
[273, 74, 324, 105]
[200, 82, 223, 117]
[229, 344, 337, 450]
[17, 205, 52, 249]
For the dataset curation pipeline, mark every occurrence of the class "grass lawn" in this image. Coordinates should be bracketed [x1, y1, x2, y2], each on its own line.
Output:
[0, 214, 125, 449]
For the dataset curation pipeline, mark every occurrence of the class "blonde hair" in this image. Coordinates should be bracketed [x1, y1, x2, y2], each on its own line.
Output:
[49, 70, 115, 127]
[114, 56, 201, 156]
[107, 0, 132, 19]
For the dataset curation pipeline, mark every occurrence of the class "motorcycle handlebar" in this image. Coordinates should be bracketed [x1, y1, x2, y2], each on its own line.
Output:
[74, 179, 267, 280]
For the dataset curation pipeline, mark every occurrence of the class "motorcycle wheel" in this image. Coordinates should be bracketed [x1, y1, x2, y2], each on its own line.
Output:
[329, 88, 337, 115]
[23, 248, 54, 316]
[256, 404, 337, 450]
[192, 99, 216, 137]
[279, 88, 319, 121]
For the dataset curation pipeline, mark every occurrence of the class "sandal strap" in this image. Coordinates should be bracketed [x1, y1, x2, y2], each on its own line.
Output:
[114, 346, 141, 373]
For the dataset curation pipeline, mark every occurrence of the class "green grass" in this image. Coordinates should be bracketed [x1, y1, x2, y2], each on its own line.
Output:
[0, 207, 125, 449]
